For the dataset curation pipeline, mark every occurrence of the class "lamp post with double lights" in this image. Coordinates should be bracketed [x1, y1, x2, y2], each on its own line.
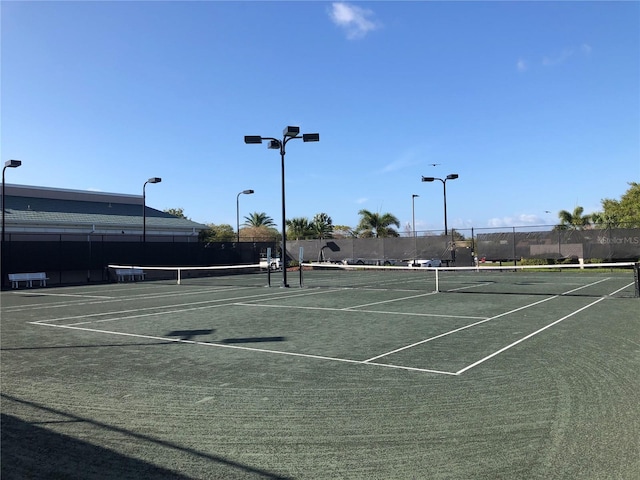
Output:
[2, 160, 22, 288]
[245, 126, 319, 287]
[236, 189, 254, 242]
[421, 174, 458, 236]
[143, 177, 162, 243]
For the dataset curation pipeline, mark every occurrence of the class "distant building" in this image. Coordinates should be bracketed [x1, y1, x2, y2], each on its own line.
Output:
[2, 184, 206, 239]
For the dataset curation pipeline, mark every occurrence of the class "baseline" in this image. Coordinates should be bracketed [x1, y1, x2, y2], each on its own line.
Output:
[28, 321, 456, 375]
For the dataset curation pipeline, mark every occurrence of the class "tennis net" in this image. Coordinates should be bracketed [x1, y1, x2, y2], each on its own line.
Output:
[299, 262, 640, 298]
[107, 264, 271, 288]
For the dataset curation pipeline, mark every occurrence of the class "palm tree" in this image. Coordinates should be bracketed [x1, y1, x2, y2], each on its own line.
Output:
[286, 217, 313, 240]
[243, 212, 276, 228]
[311, 213, 334, 239]
[356, 209, 401, 238]
[555, 206, 592, 230]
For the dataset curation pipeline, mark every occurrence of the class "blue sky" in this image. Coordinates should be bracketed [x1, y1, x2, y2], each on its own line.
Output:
[2, 1, 639, 233]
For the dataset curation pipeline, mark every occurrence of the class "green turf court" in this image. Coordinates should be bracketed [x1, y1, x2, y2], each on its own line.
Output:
[1, 269, 639, 479]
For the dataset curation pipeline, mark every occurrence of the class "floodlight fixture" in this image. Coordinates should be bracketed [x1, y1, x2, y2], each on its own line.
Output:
[302, 133, 320, 142]
[4, 160, 21, 169]
[244, 136, 263, 144]
[283, 126, 300, 137]
[268, 140, 281, 149]
[421, 176, 435, 182]
[147, 177, 162, 184]
[242, 189, 255, 195]
[446, 174, 459, 180]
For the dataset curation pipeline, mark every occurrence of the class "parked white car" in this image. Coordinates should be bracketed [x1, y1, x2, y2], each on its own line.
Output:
[407, 259, 442, 268]
[259, 257, 281, 270]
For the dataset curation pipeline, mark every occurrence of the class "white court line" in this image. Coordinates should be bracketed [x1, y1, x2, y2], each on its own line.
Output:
[12, 292, 113, 299]
[2, 284, 258, 313]
[362, 276, 613, 364]
[607, 281, 636, 297]
[35, 289, 301, 325]
[233, 302, 487, 320]
[27, 277, 630, 377]
[345, 290, 438, 309]
[455, 296, 607, 375]
[362, 295, 559, 363]
[28, 322, 453, 375]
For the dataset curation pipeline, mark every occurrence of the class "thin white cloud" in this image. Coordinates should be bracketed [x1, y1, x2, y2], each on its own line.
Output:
[356, 197, 368, 204]
[487, 214, 542, 228]
[542, 48, 574, 67]
[516, 58, 528, 72]
[329, 2, 380, 40]
[518, 44, 591, 72]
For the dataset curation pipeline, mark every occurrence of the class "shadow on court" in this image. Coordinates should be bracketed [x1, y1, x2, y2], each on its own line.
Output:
[166, 329, 287, 344]
[1, 394, 291, 480]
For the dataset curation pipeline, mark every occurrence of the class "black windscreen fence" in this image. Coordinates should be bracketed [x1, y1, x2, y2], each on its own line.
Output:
[2, 235, 277, 287]
[2, 227, 639, 288]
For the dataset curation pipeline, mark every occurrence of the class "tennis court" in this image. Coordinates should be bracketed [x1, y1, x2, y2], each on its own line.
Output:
[2, 264, 639, 479]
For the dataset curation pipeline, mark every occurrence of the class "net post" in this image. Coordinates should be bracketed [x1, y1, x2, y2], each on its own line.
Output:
[634, 262, 640, 298]
[177, 268, 181, 285]
[266, 247, 272, 287]
[299, 247, 304, 288]
[435, 267, 440, 293]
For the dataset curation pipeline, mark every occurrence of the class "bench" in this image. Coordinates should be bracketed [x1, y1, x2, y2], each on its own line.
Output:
[115, 268, 145, 282]
[8, 272, 49, 289]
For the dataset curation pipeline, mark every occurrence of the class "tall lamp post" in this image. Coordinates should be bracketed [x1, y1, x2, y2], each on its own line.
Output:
[421, 174, 458, 236]
[245, 126, 319, 287]
[143, 177, 162, 243]
[236, 189, 254, 242]
[412, 194, 419, 265]
[2, 160, 22, 288]
[411, 194, 419, 237]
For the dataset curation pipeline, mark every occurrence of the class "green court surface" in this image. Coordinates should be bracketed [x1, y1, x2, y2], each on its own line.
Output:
[1, 274, 639, 479]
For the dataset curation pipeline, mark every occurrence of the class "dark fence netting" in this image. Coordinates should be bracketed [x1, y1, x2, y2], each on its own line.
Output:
[2, 227, 639, 288]
[473, 228, 640, 262]
[1, 233, 277, 288]
[288, 236, 469, 266]
[287, 227, 640, 267]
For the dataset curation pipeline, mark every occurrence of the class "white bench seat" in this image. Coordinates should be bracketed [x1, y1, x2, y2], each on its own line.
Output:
[115, 268, 145, 282]
[8, 272, 49, 289]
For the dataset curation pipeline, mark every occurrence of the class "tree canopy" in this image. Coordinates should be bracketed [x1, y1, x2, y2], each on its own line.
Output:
[164, 207, 189, 219]
[556, 183, 640, 230]
[356, 209, 401, 238]
[243, 212, 276, 228]
[199, 223, 235, 242]
[594, 182, 640, 227]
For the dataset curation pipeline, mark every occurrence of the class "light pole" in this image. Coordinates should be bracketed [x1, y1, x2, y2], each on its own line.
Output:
[412, 194, 419, 265]
[143, 177, 162, 243]
[236, 189, 254, 242]
[2, 160, 21, 289]
[245, 126, 319, 287]
[421, 174, 458, 236]
[411, 194, 419, 237]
